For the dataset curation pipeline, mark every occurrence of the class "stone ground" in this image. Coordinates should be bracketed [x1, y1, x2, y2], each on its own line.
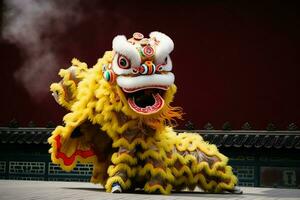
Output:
[0, 180, 299, 200]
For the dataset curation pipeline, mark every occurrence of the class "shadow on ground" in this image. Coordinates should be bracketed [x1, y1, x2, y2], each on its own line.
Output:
[63, 187, 105, 192]
[64, 187, 243, 198]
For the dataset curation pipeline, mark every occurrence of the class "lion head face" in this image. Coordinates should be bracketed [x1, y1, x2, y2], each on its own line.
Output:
[102, 32, 177, 118]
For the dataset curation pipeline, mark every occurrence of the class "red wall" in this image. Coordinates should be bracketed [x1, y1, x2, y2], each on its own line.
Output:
[1, 1, 299, 129]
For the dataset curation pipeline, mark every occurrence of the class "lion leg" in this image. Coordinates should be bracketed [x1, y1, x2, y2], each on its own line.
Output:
[137, 140, 174, 194]
[192, 146, 237, 192]
[105, 145, 137, 193]
[193, 163, 237, 193]
[192, 147, 237, 193]
[171, 133, 238, 193]
[142, 160, 173, 194]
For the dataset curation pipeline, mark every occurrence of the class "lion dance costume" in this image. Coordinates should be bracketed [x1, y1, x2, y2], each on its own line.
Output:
[48, 32, 239, 194]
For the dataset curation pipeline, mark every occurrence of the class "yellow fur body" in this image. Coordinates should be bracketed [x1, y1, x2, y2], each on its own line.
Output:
[48, 51, 237, 194]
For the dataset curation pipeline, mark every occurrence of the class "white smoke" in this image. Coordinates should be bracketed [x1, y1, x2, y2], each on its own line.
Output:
[2, 0, 82, 102]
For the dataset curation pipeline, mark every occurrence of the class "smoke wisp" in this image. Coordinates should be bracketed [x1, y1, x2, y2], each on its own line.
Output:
[2, 0, 83, 102]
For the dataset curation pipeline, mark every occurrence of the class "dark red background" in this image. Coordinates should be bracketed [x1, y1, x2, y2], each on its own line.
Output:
[1, 1, 299, 129]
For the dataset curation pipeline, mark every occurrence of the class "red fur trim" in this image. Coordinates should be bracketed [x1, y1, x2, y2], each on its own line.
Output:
[54, 135, 95, 166]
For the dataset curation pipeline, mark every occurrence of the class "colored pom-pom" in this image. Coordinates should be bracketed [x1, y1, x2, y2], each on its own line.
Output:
[103, 70, 116, 83]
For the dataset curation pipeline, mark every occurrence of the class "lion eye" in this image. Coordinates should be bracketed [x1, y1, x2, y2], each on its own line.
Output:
[117, 55, 130, 69]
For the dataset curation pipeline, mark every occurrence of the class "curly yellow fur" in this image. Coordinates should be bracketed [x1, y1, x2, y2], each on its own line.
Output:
[48, 51, 237, 194]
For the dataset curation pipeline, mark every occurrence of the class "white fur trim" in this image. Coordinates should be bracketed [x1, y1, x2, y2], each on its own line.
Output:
[112, 35, 141, 67]
[150, 31, 174, 65]
[116, 72, 175, 89]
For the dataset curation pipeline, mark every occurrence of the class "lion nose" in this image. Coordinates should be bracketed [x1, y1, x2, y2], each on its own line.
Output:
[138, 61, 156, 75]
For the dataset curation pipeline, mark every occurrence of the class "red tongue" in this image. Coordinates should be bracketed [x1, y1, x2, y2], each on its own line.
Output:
[128, 93, 164, 115]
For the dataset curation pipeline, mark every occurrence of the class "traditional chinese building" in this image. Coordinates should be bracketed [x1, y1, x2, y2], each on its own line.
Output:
[0, 125, 299, 188]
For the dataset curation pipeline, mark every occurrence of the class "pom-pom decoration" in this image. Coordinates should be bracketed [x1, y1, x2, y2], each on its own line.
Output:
[140, 61, 156, 75]
[103, 70, 116, 83]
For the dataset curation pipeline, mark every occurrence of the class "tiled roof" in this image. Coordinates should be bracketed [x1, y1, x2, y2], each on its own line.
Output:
[0, 127, 300, 149]
[202, 131, 300, 149]
[0, 128, 52, 145]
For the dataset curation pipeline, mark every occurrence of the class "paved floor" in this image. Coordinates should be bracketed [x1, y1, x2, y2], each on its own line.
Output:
[0, 180, 299, 200]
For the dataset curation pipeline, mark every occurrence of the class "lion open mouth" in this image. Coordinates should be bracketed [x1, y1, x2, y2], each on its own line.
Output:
[122, 87, 167, 115]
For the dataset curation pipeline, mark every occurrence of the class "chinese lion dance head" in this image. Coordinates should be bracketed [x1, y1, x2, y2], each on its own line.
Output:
[51, 32, 182, 131]
[49, 32, 239, 195]
[108, 32, 178, 115]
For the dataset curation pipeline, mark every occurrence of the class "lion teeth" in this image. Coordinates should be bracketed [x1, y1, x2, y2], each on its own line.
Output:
[127, 93, 164, 115]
